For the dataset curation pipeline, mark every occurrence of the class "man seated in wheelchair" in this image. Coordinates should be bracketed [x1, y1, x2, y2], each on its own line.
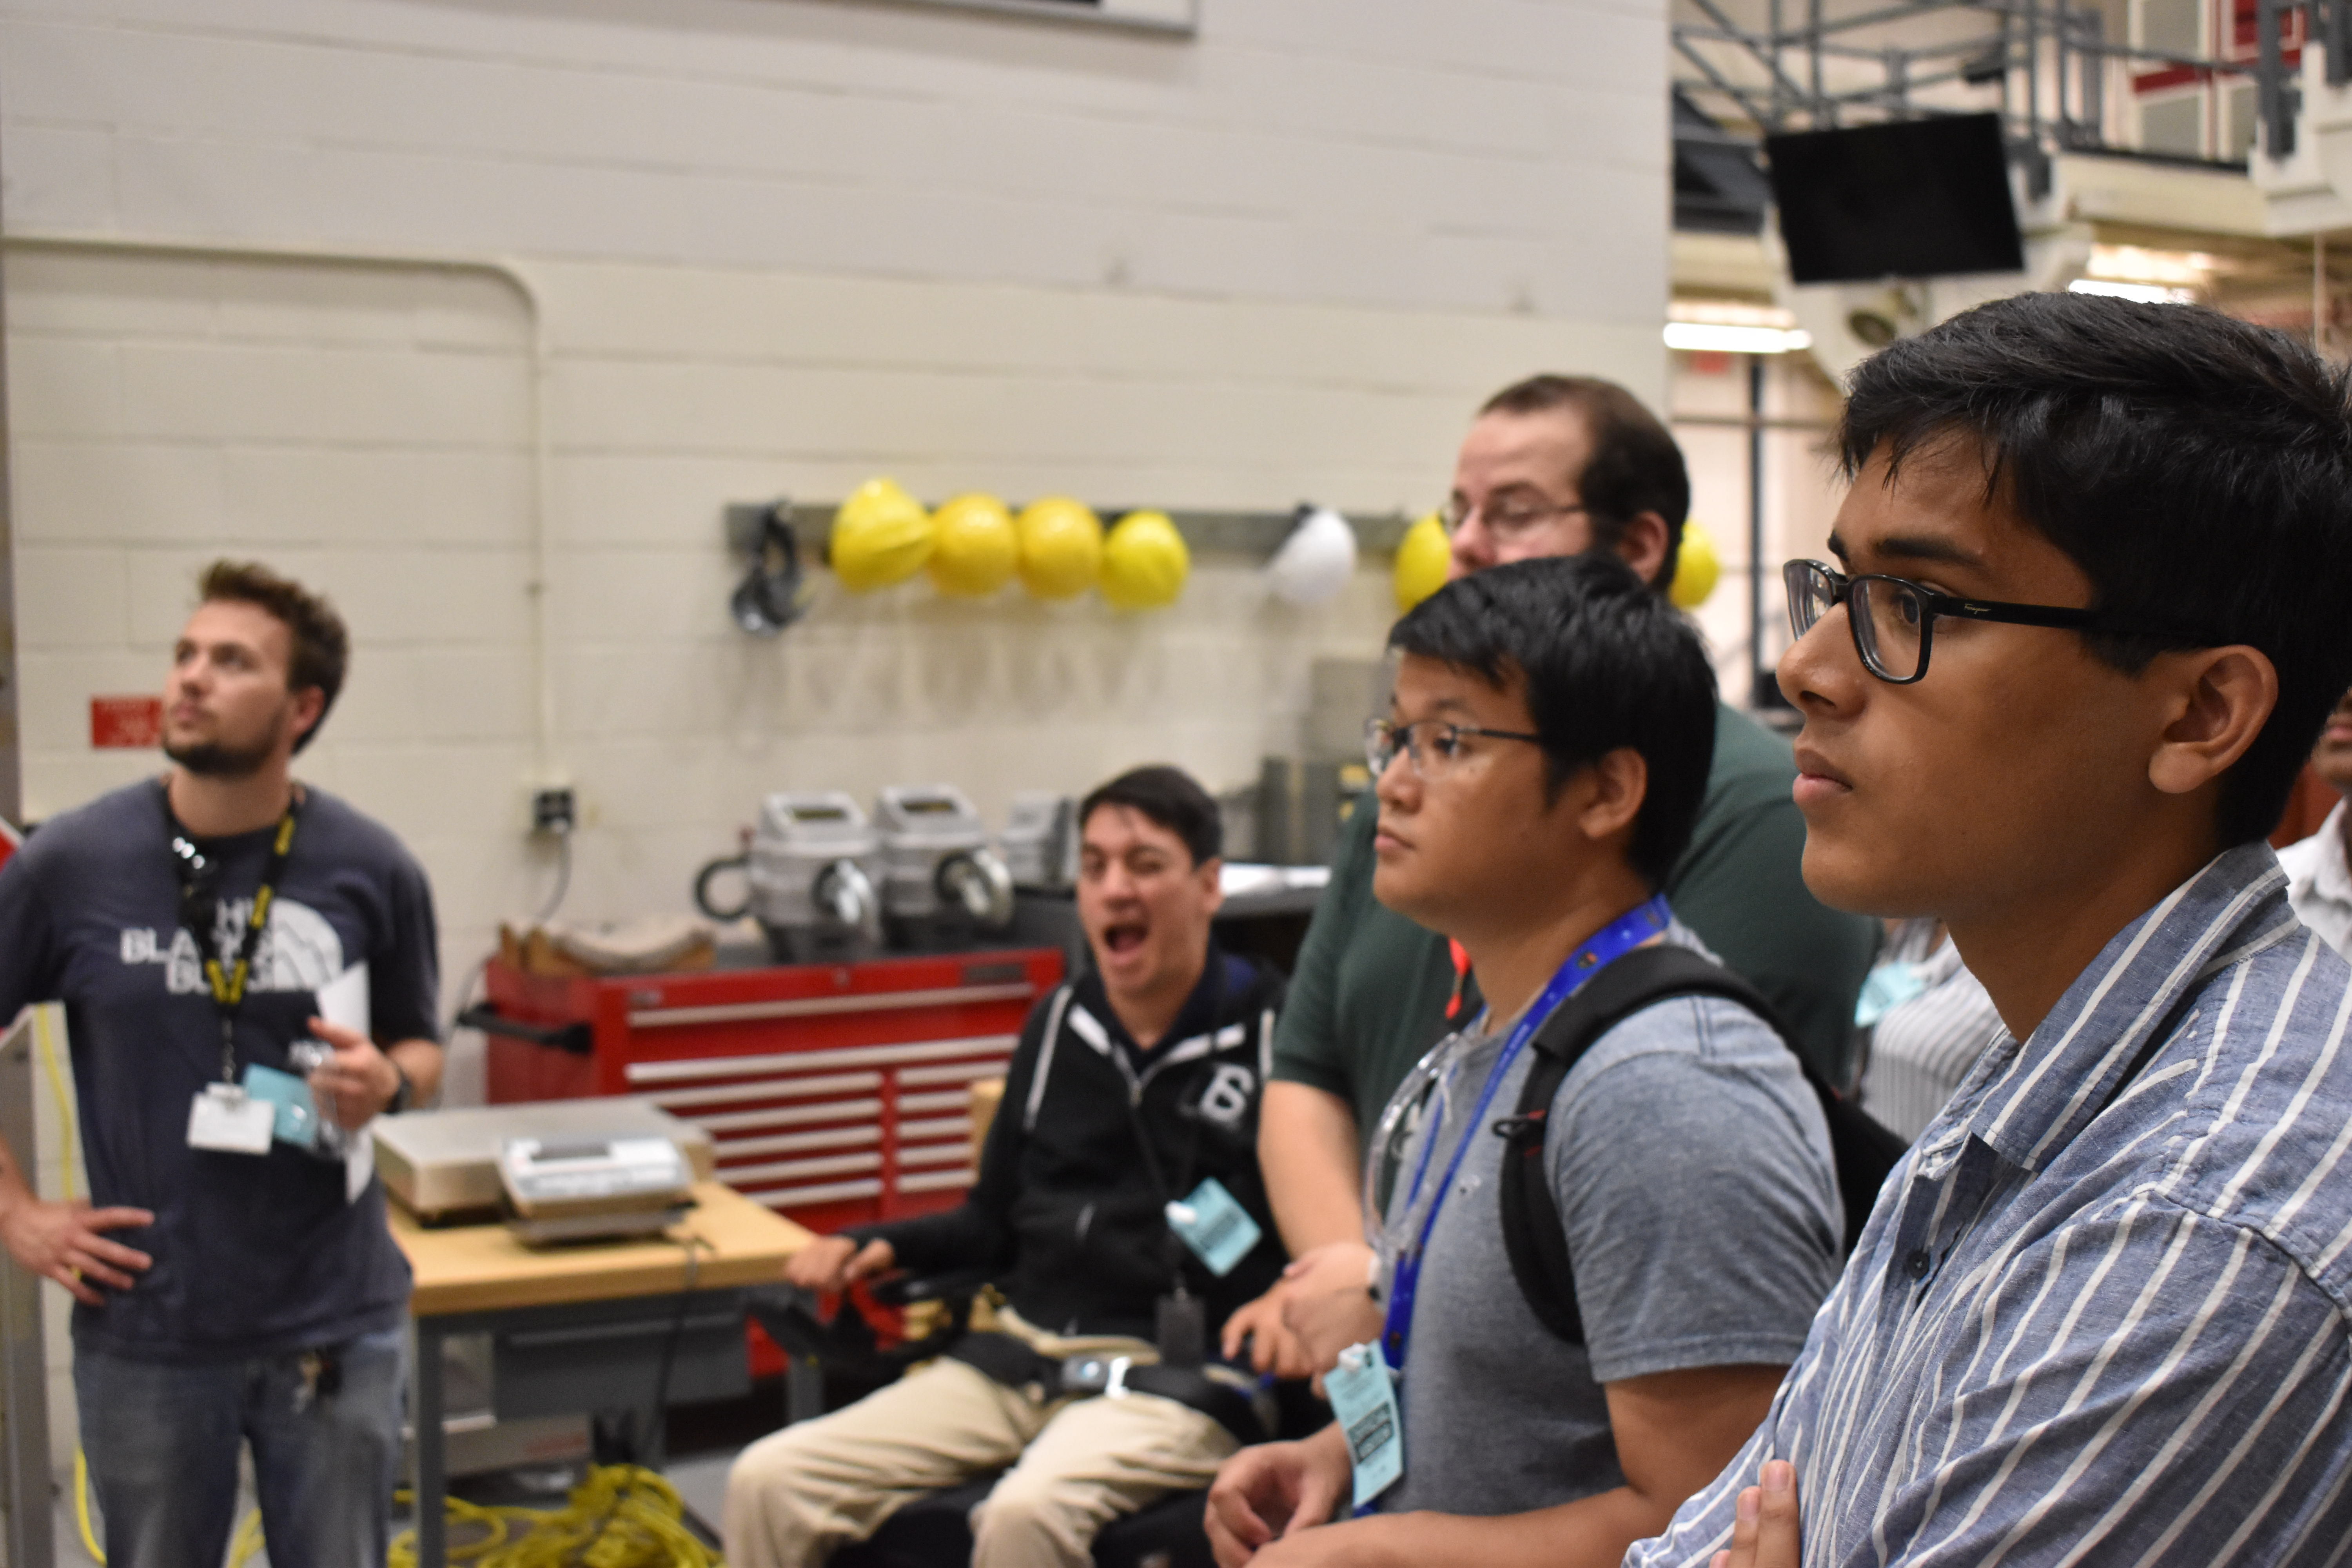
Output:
[725, 764, 1299, 1568]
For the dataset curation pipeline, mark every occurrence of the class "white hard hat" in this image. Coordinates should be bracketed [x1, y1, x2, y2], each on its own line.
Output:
[1266, 505, 1358, 607]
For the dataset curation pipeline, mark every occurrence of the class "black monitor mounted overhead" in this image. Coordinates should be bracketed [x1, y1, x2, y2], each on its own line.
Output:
[1765, 113, 2025, 285]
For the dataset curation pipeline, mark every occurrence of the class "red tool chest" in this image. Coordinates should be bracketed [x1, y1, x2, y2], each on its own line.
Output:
[477, 946, 1063, 1237]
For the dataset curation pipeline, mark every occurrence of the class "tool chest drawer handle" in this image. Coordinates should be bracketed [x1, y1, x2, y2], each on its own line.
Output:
[455, 1004, 593, 1055]
[628, 982, 1035, 1029]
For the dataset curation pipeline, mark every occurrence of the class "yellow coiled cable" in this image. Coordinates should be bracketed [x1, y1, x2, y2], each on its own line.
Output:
[390, 1464, 720, 1568]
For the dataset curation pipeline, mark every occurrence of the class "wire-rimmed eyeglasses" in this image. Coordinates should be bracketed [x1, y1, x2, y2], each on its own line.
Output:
[1365, 716, 1545, 779]
[1439, 495, 1591, 544]
[1782, 559, 2180, 685]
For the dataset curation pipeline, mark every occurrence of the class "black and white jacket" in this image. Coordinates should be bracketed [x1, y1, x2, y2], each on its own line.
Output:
[856, 947, 1288, 1341]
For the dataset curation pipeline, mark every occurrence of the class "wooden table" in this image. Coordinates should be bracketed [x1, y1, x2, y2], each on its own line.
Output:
[392, 1183, 811, 1567]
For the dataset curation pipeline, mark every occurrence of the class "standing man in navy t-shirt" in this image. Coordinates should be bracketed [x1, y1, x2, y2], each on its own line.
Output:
[0, 561, 442, 1568]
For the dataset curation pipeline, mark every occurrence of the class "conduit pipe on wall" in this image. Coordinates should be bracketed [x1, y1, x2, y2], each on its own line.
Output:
[0, 232, 559, 784]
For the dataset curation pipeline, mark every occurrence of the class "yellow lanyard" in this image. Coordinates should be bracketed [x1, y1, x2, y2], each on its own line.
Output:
[168, 791, 300, 1082]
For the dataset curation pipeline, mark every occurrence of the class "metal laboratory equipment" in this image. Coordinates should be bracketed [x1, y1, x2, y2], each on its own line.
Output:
[695, 791, 883, 963]
[874, 784, 1016, 948]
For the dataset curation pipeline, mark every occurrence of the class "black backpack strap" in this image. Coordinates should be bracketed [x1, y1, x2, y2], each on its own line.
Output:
[1494, 946, 1764, 1345]
[1494, 944, 1921, 1343]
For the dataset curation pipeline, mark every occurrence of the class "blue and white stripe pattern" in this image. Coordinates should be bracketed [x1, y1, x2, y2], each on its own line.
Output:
[1625, 844, 2352, 1566]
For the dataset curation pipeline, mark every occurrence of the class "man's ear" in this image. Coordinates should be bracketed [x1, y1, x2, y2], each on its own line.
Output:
[287, 686, 327, 748]
[1573, 748, 1648, 844]
[2147, 646, 2278, 799]
[1615, 512, 1673, 589]
[1196, 855, 1225, 917]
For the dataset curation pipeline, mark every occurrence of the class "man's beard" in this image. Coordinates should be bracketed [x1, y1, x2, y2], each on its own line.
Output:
[164, 711, 287, 779]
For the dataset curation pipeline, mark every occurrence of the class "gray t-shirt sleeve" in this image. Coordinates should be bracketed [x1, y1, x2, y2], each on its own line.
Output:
[1550, 995, 1842, 1386]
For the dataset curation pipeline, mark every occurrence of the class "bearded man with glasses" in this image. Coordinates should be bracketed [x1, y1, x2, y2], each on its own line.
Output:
[1227, 374, 1877, 1382]
[1630, 290, 2352, 1568]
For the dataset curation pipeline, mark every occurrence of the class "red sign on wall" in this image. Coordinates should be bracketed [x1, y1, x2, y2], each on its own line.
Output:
[90, 695, 163, 750]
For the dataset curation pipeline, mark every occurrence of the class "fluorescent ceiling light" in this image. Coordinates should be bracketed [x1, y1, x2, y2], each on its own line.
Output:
[2085, 243, 2216, 288]
[2068, 278, 2197, 304]
[1664, 321, 1814, 354]
[1669, 299, 1800, 328]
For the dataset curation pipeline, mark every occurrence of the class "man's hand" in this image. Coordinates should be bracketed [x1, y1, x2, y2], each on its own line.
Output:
[0, 1196, 154, 1306]
[1278, 1240, 1384, 1372]
[1221, 1284, 1316, 1379]
[1205, 1426, 1349, 1566]
[783, 1234, 895, 1294]
[305, 1016, 402, 1131]
[1711, 1460, 1800, 1568]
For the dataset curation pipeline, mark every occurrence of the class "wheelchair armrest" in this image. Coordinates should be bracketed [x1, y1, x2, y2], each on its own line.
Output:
[868, 1267, 993, 1308]
[743, 1283, 835, 1362]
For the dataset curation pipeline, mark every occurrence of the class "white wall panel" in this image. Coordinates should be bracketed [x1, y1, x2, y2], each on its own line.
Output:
[3, 0, 1673, 1110]
[0, 0, 1668, 321]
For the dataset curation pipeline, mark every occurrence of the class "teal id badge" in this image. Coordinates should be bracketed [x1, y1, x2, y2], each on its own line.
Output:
[241, 1063, 321, 1149]
[1325, 1341, 1403, 1509]
[1854, 960, 1931, 1028]
[1164, 1177, 1262, 1278]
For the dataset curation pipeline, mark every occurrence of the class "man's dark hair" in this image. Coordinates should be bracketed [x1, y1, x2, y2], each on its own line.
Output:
[1080, 766, 1223, 867]
[199, 561, 350, 753]
[1480, 374, 1692, 589]
[1389, 555, 1717, 885]
[1839, 292, 2352, 847]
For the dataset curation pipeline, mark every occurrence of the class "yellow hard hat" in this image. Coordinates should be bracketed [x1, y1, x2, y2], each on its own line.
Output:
[928, 493, 1018, 597]
[1392, 512, 1451, 613]
[1015, 496, 1103, 600]
[831, 478, 933, 592]
[1100, 510, 1191, 611]
[1668, 519, 1721, 610]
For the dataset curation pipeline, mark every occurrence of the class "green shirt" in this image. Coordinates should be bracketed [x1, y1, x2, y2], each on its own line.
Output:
[1271, 704, 1880, 1138]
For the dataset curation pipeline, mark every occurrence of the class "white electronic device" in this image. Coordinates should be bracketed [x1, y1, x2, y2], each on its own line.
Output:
[875, 783, 1016, 942]
[747, 790, 883, 958]
[496, 1133, 695, 1247]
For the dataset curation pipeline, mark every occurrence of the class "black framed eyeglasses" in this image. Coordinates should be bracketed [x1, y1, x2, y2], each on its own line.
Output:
[1365, 716, 1545, 779]
[1782, 559, 2185, 685]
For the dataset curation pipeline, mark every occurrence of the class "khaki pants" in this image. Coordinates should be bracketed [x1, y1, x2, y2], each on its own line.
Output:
[722, 1309, 1237, 1568]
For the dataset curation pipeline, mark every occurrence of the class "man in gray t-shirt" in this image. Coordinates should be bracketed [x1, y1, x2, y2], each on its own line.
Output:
[1205, 557, 1840, 1565]
[1381, 924, 1837, 1519]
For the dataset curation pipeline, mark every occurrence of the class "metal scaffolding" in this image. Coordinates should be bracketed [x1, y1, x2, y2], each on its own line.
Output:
[1671, 0, 2326, 168]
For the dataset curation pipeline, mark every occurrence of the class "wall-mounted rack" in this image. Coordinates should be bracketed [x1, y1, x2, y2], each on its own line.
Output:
[723, 501, 1417, 562]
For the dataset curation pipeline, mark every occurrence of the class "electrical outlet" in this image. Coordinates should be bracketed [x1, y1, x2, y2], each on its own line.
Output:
[531, 787, 577, 836]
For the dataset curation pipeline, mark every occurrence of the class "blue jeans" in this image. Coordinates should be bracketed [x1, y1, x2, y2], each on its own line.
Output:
[75, 1326, 407, 1568]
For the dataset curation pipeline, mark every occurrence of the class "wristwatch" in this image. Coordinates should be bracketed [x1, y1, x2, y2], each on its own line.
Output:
[387, 1061, 415, 1116]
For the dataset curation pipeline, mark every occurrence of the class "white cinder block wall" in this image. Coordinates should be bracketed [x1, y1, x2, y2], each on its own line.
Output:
[1, 0, 1675, 1116]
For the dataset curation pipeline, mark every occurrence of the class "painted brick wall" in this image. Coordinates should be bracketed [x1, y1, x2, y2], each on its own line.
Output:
[0, 0, 1673, 1107]
[0, 0, 1670, 324]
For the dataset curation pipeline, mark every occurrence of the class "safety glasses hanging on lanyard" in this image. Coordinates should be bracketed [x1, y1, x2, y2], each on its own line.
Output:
[1372, 892, 1670, 1374]
[167, 789, 302, 1086]
[1345, 902, 1675, 1514]
[1332, 894, 1671, 1515]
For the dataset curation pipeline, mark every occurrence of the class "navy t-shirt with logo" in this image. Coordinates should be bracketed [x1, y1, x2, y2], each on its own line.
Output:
[0, 779, 439, 1361]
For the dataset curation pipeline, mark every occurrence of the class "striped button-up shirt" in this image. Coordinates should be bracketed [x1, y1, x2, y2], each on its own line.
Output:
[1626, 845, 2352, 1566]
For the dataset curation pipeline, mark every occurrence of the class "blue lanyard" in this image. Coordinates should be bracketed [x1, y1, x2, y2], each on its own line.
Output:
[1379, 894, 1671, 1375]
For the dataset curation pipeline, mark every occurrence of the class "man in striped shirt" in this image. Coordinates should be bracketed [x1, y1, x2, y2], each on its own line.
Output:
[1627, 291, 2352, 1568]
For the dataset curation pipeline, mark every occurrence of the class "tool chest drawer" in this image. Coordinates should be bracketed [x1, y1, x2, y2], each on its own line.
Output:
[477, 947, 1062, 1236]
